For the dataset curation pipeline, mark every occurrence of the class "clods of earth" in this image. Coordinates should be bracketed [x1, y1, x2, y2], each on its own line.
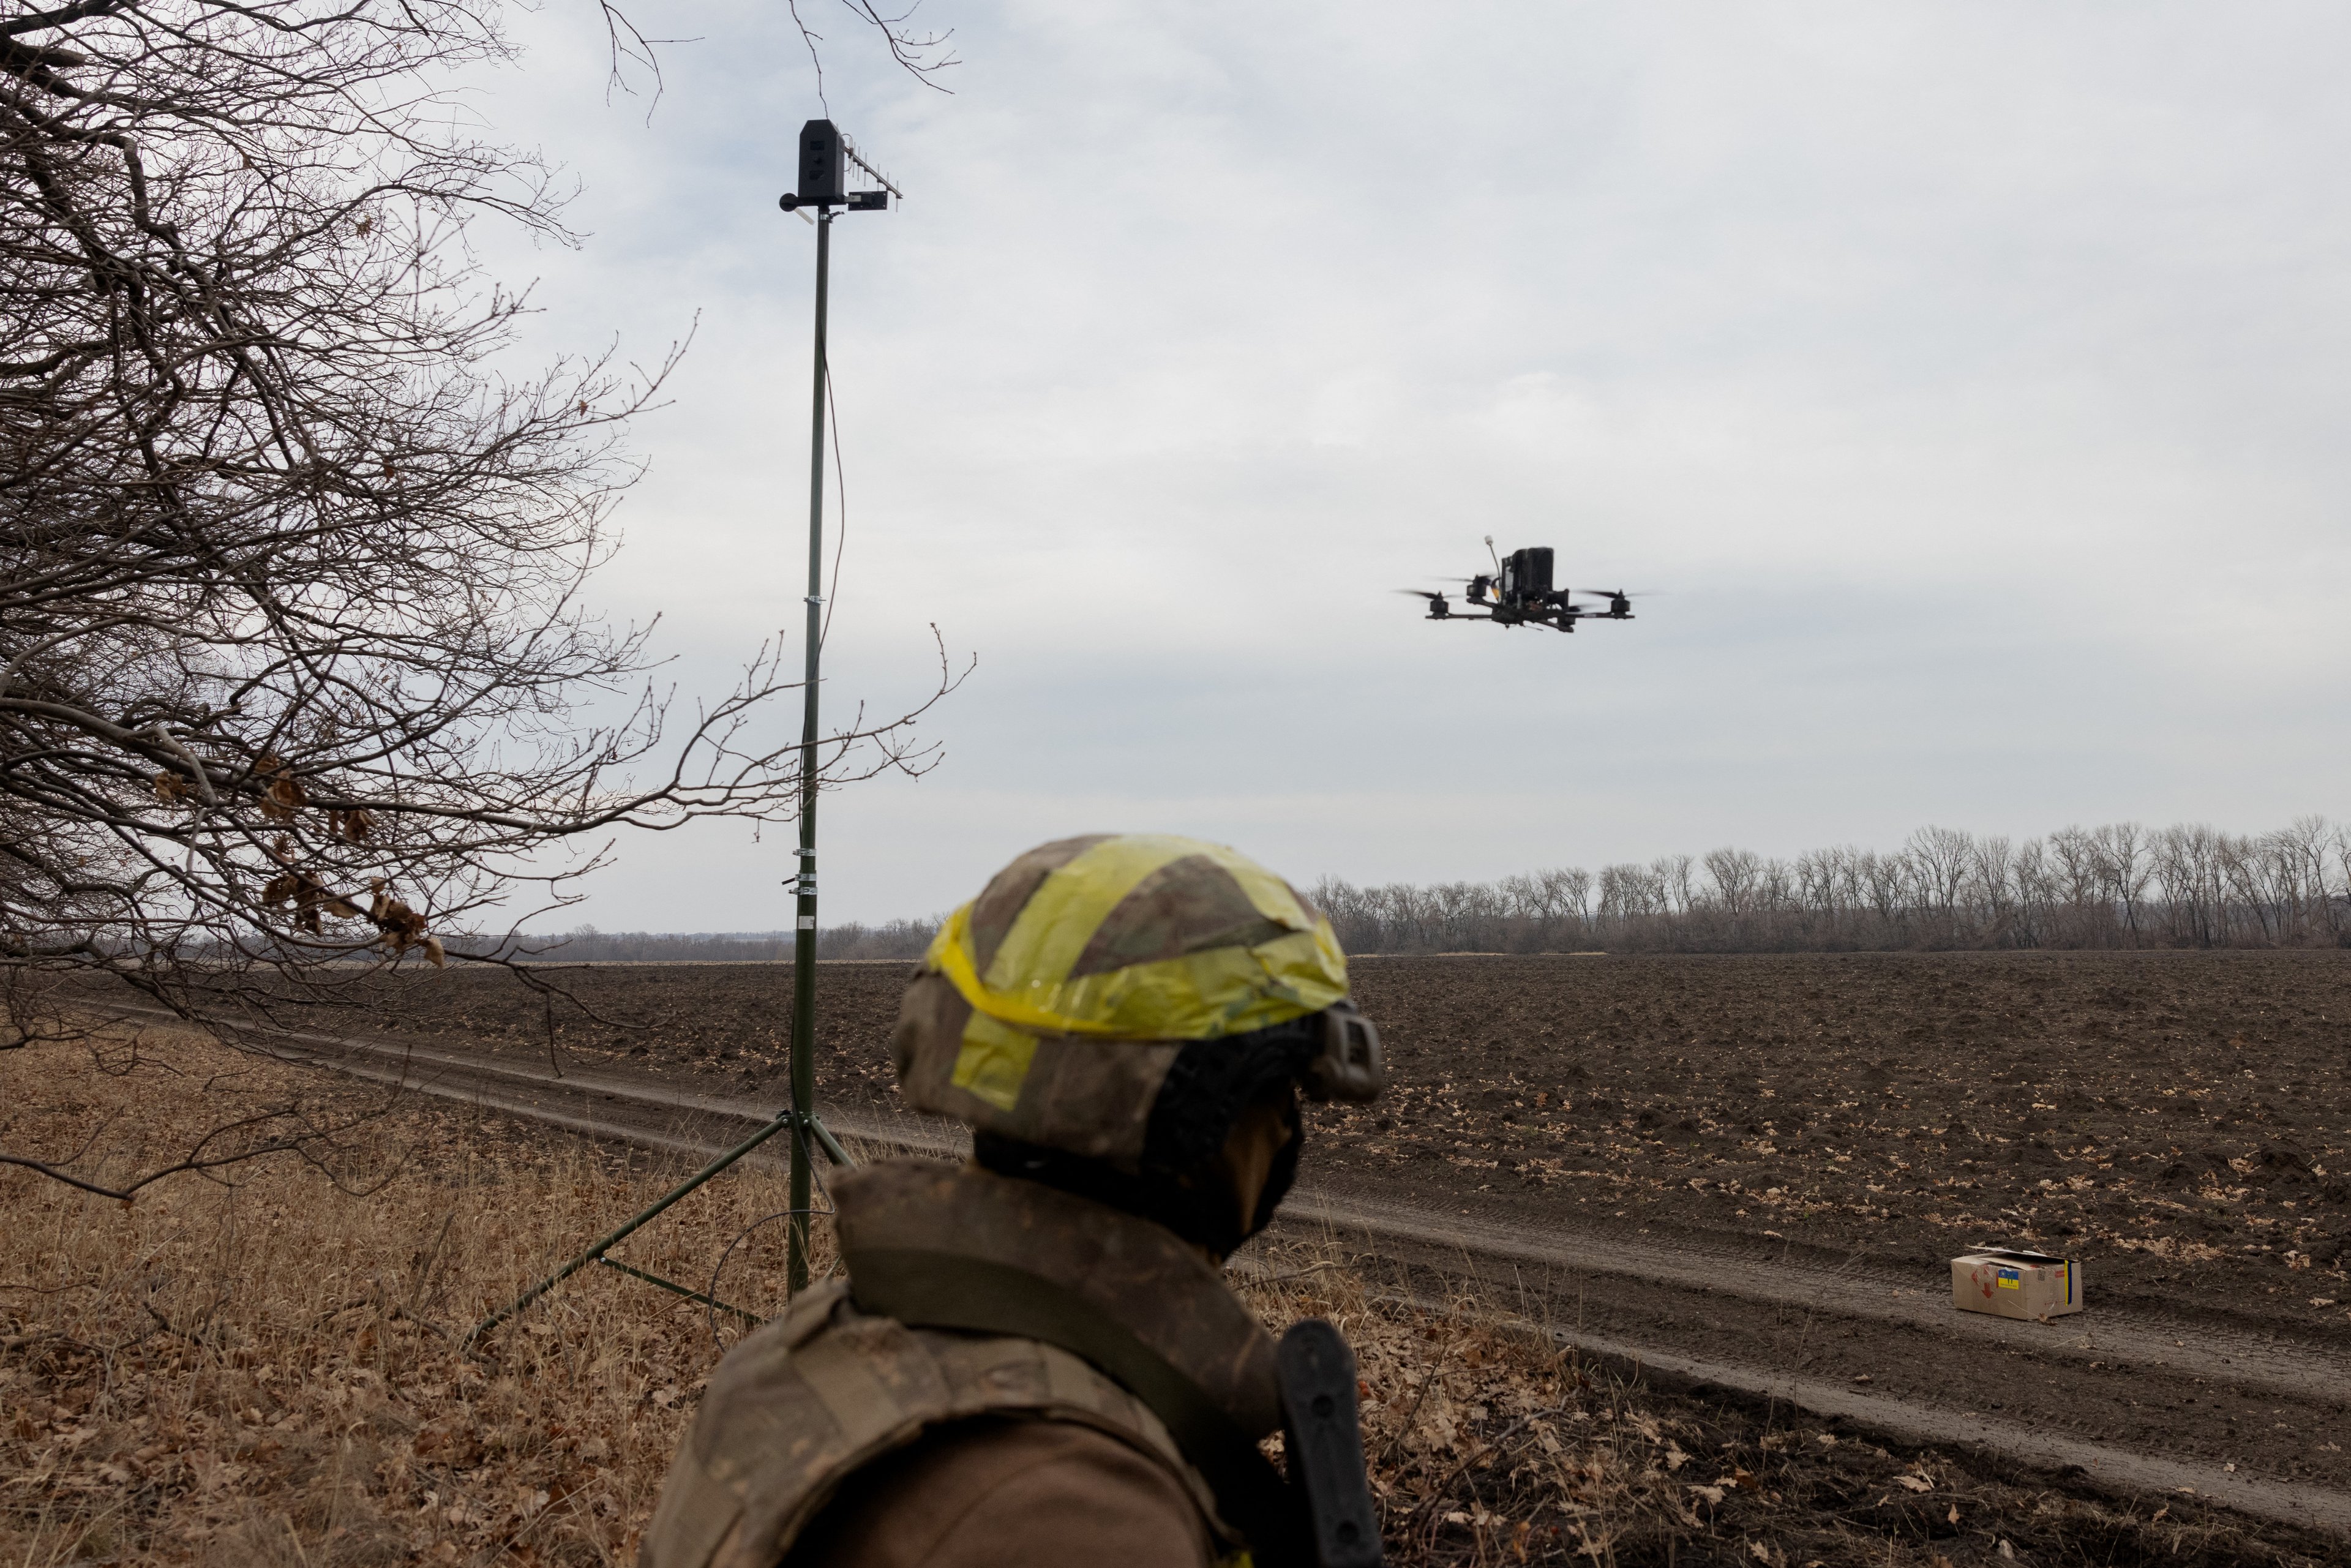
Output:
[277, 951, 2351, 1336]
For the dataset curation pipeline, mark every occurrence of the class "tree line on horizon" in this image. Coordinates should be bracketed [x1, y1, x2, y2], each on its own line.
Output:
[487, 817, 2349, 963]
[1314, 817, 2350, 955]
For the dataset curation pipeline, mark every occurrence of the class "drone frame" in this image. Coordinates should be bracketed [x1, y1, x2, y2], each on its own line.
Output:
[1406, 546, 1636, 633]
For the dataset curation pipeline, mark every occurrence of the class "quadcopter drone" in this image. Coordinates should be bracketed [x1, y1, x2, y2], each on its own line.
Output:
[1400, 538, 1645, 633]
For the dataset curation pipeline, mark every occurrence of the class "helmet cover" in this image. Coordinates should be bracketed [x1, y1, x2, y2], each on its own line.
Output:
[892, 833, 1356, 1167]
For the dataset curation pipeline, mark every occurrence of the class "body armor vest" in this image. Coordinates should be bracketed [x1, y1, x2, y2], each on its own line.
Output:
[639, 1280, 1226, 1568]
[640, 1162, 1283, 1568]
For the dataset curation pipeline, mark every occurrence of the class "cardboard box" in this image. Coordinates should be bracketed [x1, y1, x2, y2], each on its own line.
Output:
[1952, 1248, 2082, 1321]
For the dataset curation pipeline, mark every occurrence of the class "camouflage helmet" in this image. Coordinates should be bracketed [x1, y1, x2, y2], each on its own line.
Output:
[893, 833, 1383, 1170]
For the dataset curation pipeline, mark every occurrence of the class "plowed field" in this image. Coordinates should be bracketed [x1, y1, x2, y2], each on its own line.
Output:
[307, 950, 2351, 1338]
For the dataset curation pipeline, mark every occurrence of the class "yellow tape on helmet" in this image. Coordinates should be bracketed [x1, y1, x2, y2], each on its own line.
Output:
[924, 833, 1349, 1041]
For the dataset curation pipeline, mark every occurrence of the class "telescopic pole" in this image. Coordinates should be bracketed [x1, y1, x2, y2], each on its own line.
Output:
[787, 209, 833, 1295]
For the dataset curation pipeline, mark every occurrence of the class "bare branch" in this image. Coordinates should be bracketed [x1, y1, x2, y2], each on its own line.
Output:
[790, 0, 956, 107]
[0, 0, 970, 1191]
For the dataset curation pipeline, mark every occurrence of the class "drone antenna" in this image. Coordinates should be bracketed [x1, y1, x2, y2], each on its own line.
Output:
[1483, 534, 1502, 576]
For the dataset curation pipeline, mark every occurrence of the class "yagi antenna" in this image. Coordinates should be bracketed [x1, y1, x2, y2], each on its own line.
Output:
[842, 135, 905, 200]
[779, 121, 896, 213]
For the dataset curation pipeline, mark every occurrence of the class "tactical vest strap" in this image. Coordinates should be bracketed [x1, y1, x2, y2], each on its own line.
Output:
[847, 1246, 1310, 1565]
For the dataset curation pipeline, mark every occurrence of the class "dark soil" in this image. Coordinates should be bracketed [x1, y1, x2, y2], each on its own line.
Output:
[1331, 951, 2351, 1341]
[301, 951, 2351, 1342]
[1373, 1316, 2347, 1568]
[225, 951, 2351, 1553]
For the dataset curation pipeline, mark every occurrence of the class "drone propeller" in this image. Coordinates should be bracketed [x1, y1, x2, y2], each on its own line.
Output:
[1572, 588, 1663, 599]
[1393, 588, 1447, 599]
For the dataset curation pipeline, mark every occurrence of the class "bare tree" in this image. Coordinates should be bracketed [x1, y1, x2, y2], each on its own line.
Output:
[1859, 849, 1908, 940]
[1904, 825, 1974, 934]
[2045, 826, 2104, 945]
[1546, 865, 1594, 934]
[1968, 833, 2015, 945]
[0, 0, 963, 1194]
[1651, 852, 1696, 917]
[1523, 865, 1593, 949]
[2279, 816, 2336, 942]
[1701, 846, 1760, 917]
[2009, 836, 2052, 947]
[2152, 823, 2222, 947]
[1791, 849, 1840, 945]
[2090, 822, 2151, 942]
[2331, 822, 2351, 940]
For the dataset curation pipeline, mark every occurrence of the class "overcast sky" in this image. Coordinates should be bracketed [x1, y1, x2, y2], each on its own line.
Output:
[460, 1, 2351, 931]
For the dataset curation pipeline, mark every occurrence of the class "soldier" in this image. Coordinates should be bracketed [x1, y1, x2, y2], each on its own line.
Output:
[641, 833, 1385, 1568]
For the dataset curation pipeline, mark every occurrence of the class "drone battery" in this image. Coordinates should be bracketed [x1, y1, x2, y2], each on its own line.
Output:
[1504, 547, 1554, 599]
[798, 119, 846, 205]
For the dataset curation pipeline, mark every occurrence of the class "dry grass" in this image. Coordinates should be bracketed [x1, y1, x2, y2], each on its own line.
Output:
[2, 1026, 823, 1568]
[3, 1030, 2336, 1567]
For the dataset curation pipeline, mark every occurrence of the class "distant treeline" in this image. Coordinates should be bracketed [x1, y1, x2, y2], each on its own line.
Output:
[453, 918, 939, 964]
[1313, 819, 2351, 955]
[469, 818, 2350, 963]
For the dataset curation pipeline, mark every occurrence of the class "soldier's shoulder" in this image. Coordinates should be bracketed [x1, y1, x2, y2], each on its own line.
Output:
[789, 1416, 1216, 1568]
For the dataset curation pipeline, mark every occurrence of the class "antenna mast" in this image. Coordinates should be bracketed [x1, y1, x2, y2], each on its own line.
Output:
[778, 119, 893, 1292]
